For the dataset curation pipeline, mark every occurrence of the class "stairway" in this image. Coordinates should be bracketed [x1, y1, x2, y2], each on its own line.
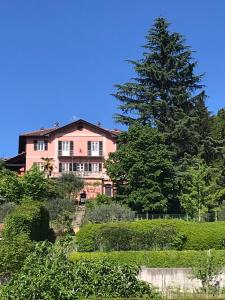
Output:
[73, 205, 85, 234]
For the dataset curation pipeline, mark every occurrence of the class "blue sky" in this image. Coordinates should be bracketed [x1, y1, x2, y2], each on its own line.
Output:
[1, 0, 225, 156]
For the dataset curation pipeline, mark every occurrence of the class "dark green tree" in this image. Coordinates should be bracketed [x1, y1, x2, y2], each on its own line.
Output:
[105, 123, 176, 213]
[211, 108, 225, 141]
[113, 17, 208, 162]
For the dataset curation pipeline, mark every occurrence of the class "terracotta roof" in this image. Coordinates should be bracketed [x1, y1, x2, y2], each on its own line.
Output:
[20, 128, 55, 136]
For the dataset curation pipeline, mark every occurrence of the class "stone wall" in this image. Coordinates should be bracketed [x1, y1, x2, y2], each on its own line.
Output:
[138, 267, 225, 292]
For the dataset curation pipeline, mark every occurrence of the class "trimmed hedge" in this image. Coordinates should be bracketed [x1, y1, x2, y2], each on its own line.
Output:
[70, 250, 225, 268]
[2, 200, 50, 241]
[76, 219, 225, 251]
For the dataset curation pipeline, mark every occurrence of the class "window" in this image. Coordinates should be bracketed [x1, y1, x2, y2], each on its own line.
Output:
[88, 141, 103, 156]
[58, 141, 74, 156]
[76, 163, 85, 172]
[34, 140, 48, 151]
[33, 162, 44, 172]
[92, 163, 99, 172]
[59, 163, 70, 173]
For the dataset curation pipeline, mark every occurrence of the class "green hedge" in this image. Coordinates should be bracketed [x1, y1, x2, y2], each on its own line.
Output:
[2, 200, 50, 241]
[76, 219, 225, 251]
[70, 250, 225, 268]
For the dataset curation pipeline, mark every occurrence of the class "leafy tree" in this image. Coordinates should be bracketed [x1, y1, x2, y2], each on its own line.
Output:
[0, 241, 159, 299]
[179, 158, 225, 221]
[45, 198, 75, 221]
[57, 173, 84, 200]
[0, 169, 23, 203]
[0, 159, 5, 170]
[20, 166, 57, 201]
[113, 17, 208, 162]
[105, 123, 176, 213]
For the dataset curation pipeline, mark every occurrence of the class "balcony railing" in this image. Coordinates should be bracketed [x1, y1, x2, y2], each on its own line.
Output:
[58, 151, 104, 157]
[52, 171, 110, 180]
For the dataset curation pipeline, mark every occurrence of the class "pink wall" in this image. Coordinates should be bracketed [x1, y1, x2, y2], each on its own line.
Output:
[25, 123, 117, 175]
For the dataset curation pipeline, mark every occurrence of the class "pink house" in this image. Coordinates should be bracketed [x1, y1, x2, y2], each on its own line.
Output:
[6, 119, 120, 200]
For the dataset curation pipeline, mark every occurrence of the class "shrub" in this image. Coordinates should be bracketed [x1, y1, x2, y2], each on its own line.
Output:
[0, 241, 160, 299]
[70, 250, 225, 268]
[2, 200, 50, 241]
[84, 203, 135, 224]
[0, 202, 16, 223]
[0, 234, 34, 280]
[76, 219, 225, 252]
[45, 198, 75, 221]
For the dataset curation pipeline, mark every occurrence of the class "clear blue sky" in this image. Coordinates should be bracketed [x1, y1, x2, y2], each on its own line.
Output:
[1, 0, 225, 157]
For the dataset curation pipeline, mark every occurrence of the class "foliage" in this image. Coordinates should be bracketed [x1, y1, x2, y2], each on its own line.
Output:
[0, 241, 160, 299]
[0, 202, 16, 223]
[113, 17, 208, 163]
[20, 166, 57, 201]
[45, 198, 75, 221]
[192, 250, 223, 292]
[105, 124, 176, 213]
[41, 157, 55, 177]
[179, 158, 225, 221]
[0, 234, 34, 279]
[0, 159, 5, 170]
[84, 203, 135, 224]
[0, 167, 58, 204]
[57, 172, 84, 199]
[2, 200, 50, 241]
[0, 169, 23, 203]
[76, 219, 225, 252]
[211, 108, 225, 141]
[70, 250, 225, 268]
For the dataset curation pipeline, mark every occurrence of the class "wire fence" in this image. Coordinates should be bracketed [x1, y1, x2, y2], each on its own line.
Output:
[135, 211, 225, 222]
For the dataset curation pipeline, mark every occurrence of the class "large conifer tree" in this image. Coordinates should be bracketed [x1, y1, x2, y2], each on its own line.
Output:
[113, 17, 208, 162]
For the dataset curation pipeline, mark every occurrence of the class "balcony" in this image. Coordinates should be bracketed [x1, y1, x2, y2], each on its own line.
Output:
[58, 150, 104, 158]
[52, 171, 110, 180]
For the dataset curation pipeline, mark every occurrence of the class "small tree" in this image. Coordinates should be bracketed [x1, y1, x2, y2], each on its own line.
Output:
[192, 250, 222, 294]
[0, 169, 23, 203]
[41, 157, 55, 178]
[179, 158, 225, 221]
[57, 173, 84, 200]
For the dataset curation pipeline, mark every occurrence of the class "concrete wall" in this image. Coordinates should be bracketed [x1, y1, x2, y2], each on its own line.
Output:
[138, 267, 225, 292]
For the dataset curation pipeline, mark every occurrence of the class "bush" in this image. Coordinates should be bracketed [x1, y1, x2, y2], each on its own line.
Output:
[0, 202, 16, 223]
[0, 241, 160, 299]
[70, 250, 225, 268]
[84, 203, 135, 224]
[2, 200, 50, 241]
[45, 198, 75, 221]
[76, 219, 225, 252]
[0, 234, 34, 280]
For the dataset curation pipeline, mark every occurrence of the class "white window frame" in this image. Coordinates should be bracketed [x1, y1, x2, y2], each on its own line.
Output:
[37, 141, 45, 151]
[62, 141, 70, 156]
[91, 163, 99, 172]
[76, 163, 84, 172]
[91, 141, 99, 156]
[34, 162, 44, 172]
[61, 162, 70, 173]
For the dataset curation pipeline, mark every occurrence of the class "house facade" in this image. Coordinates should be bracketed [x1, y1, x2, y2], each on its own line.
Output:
[6, 119, 119, 200]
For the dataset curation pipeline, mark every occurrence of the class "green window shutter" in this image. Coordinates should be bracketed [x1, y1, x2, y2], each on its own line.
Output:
[58, 141, 62, 156]
[89, 163, 92, 172]
[69, 163, 73, 172]
[34, 140, 37, 151]
[73, 163, 77, 171]
[88, 141, 91, 156]
[99, 163, 102, 172]
[99, 141, 103, 156]
[84, 163, 88, 172]
[70, 141, 74, 156]
[59, 163, 62, 173]
[44, 140, 48, 151]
